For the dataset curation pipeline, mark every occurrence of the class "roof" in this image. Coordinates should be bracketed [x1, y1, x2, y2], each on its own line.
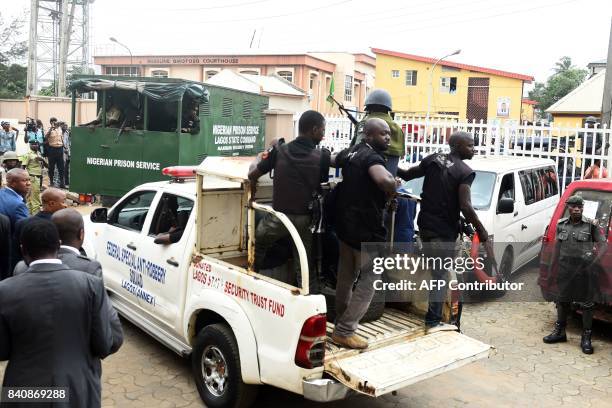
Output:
[546, 70, 605, 114]
[371, 48, 534, 82]
[398, 155, 556, 174]
[204, 70, 305, 97]
[465, 156, 556, 172]
[522, 98, 537, 105]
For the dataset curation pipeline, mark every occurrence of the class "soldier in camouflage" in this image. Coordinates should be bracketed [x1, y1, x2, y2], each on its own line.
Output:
[543, 195, 607, 354]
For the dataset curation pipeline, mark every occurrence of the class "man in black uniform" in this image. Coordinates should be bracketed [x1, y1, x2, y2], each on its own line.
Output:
[248, 110, 330, 293]
[398, 131, 492, 329]
[331, 118, 398, 349]
[543, 195, 606, 354]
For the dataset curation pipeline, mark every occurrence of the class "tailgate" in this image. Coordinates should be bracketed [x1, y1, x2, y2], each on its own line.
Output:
[324, 313, 492, 397]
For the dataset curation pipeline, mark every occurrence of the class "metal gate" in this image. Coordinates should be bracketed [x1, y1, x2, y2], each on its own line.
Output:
[466, 78, 489, 123]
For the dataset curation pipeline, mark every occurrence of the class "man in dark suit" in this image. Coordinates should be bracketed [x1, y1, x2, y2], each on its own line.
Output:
[13, 208, 123, 352]
[11, 187, 68, 271]
[0, 168, 30, 229]
[0, 218, 122, 407]
[0, 212, 9, 280]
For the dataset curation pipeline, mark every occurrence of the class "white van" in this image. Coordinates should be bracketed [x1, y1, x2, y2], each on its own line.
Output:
[401, 156, 560, 279]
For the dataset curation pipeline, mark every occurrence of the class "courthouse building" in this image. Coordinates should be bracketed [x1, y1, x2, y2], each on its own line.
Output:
[93, 52, 375, 115]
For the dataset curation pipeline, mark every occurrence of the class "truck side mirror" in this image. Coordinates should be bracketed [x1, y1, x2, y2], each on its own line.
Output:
[497, 198, 514, 214]
[90, 208, 108, 223]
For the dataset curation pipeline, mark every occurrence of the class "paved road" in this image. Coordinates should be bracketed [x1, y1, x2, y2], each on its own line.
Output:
[2, 265, 611, 407]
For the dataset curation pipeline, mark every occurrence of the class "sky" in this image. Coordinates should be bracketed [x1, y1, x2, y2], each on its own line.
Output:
[4, 0, 612, 89]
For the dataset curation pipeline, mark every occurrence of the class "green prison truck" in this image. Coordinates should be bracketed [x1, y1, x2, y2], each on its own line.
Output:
[68, 75, 268, 201]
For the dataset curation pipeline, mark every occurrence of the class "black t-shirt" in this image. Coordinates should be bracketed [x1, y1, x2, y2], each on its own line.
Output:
[418, 152, 475, 239]
[334, 142, 388, 249]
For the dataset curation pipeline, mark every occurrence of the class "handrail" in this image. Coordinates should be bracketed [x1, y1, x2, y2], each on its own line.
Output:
[249, 201, 310, 295]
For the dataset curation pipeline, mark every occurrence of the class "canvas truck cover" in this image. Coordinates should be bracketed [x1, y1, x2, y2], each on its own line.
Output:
[69, 77, 209, 104]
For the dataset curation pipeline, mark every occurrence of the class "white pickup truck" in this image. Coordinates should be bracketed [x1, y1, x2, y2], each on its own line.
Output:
[84, 156, 492, 408]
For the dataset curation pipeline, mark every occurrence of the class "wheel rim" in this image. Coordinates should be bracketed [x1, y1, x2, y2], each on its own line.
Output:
[201, 345, 229, 397]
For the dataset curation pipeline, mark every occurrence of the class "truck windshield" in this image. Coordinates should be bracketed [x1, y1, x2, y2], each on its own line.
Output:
[402, 170, 496, 210]
[561, 189, 612, 237]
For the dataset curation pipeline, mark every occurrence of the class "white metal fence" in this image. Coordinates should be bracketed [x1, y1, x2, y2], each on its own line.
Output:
[317, 116, 612, 193]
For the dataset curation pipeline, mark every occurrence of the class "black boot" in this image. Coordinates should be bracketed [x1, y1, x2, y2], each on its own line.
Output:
[543, 321, 567, 343]
[580, 329, 593, 354]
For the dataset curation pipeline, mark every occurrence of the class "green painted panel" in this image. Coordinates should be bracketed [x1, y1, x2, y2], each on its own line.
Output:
[70, 76, 268, 197]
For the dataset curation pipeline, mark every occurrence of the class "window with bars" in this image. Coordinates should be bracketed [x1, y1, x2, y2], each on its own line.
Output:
[104, 66, 140, 77]
[344, 75, 353, 102]
[391, 70, 400, 78]
[151, 70, 168, 78]
[405, 70, 417, 86]
[277, 71, 293, 83]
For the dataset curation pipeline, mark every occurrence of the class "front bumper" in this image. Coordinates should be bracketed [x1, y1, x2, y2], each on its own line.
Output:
[302, 378, 353, 402]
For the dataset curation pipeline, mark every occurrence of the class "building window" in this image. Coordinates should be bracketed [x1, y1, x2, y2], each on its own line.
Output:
[240, 70, 259, 75]
[277, 71, 293, 83]
[205, 70, 218, 80]
[440, 77, 457, 94]
[104, 66, 140, 77]
[344, 75, 353, 102]
[391, 70, 400, 78]
[405, 70, 417, 86]
[151, 70, 168, 78]
[309, 73, 317, 90]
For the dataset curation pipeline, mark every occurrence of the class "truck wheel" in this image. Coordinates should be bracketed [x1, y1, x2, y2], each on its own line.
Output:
[487, 248, 513, 299]
[191, 323, 258, 408]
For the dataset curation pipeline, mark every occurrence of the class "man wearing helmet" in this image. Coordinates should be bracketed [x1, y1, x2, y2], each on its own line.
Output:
[352, 89, 405, 176]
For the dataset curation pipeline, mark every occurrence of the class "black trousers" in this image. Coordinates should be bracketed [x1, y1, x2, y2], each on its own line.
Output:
[47, 146, 65, 188]
[64, 158, 70, 186]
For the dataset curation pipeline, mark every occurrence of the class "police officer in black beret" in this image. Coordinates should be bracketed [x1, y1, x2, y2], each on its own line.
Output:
[543, 195, 607, 354]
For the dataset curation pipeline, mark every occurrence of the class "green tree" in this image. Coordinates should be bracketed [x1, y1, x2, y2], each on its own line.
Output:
[529, 56, 587, 115]
[0, 11, 27, 98]
[0, 63, 27, 98]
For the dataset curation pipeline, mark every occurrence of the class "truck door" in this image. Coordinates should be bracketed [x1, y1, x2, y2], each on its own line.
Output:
[137, 192, 195, 331]
[98, 189, 159, 310]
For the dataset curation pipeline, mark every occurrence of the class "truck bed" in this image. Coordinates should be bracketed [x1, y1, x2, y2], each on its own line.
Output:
[323, 308, 492, 397]
[325, 308, 427, 362]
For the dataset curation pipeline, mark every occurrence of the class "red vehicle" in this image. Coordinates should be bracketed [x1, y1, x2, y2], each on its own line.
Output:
[539, 179, 612, 321]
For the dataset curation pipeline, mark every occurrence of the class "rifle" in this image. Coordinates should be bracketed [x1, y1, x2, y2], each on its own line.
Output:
[327, 95, 359, 127]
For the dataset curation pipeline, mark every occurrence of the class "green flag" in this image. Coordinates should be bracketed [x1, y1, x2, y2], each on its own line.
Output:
[326, 75, 335, 104]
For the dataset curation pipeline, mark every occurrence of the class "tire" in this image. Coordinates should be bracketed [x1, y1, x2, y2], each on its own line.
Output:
[487, 248, 513, 299]
[191, 323, 258, 408]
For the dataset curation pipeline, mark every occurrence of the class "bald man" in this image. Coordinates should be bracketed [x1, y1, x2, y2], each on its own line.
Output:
[11, 187, 67, 273]
[330, 117, 398, 349]
[0, 168, 31, 229]
[398, 131, 492, 329]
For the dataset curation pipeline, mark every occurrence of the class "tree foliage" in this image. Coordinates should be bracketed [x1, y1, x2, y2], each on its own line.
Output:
[529, 56, 587, 116]
[0, 11, 27, 98]
[0, 63, 27, 99]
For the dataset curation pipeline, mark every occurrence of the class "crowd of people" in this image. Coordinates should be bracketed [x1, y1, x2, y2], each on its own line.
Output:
[0, 117, 72, 214]
[0, 126, 122, 406]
